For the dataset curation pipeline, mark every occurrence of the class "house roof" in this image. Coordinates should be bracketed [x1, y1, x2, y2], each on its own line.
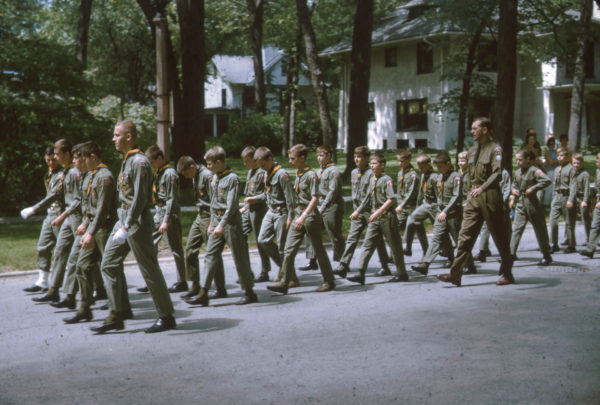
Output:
[321, 2, 462, 56]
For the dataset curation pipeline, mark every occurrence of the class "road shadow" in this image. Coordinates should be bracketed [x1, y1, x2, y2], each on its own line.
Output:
[169, 317, 242, 335]
[514, 276, 562, 290]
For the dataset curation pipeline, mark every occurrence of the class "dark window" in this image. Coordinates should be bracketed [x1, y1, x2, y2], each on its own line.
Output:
[217, 114, 229, 136]
[384, 47, 397, 68]
[368, 102, 375, 121]
[417, 42, 433, 74]
[396, 139, 409, 149]
[383, 140, 388, 149]
[281, 60, 288, 75]
[221, 89, 227, 107]
[414, 139, 428, 148]
[477, 41, 497, 72]
[397, 98, 428, 132]
[243, 86, 255, 108]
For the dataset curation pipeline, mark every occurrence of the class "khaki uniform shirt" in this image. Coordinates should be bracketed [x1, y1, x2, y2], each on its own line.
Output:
[466, 140, 502, 193]
[317, 163, 343, 212]
[117, 149, 153, 230]
[358, 173, 396, 214]
[243, 167, 267, 211]
[153, 164, 180, 223]
[351, 167, 373, 210]
[575, 169, 591, 204]
[61, 163, 82, 217]
[294, 167, 319, 215]
[552, 163, 577, 203]
[83, 164, 117, 235]
[397, 165, 419, 210]
[437, 170, 461, 215]
[512, 165, 550, 207]
[33, 166, 65, 215]
[260, 163, 295, 222]
[210, 168, 241, 228]
[417, 169, 438, 206]
[194, 165, 213, 214]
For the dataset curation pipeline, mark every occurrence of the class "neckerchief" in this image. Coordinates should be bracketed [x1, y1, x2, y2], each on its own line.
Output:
[152, 163, 172, 204]
[319, 162, 336, 179]
[295, 167, 311, 194]
[266, 163, 282, 194]
[87, 163, 108, 195]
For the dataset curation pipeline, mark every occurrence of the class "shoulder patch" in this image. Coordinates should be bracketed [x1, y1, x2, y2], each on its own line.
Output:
[536, 169, 544, 176]
[387, 180, 393, 187]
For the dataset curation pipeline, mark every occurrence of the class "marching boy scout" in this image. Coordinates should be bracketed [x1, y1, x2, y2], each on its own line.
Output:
[136, 145, 187, 294]
[92, 120, 176, 334]
[508, 149, 552, 265]
[33, 139, 82, 307]
[240, 146, 270, 282]
[572, 153, 591, 243]
[178, 156, 226, 299]
[21, 147, 64, 293]
[549, 147, 577, 253]
[185, 146, 258, 306]
[438, 118, 515, 287]
[266, 144, 335, 295]
[300, 145, 345, 270]
[580, 152, 600, 258]
[334, 146, 391, 278]
[412, 152, 476, 275]
[65, 142, 117, 324]
[346, 152, 409, 285]
[254, 146, 295, 281]
[395, 150, 419, 257]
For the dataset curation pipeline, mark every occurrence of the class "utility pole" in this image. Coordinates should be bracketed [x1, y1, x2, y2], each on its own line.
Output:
[154, 13, 170, 160]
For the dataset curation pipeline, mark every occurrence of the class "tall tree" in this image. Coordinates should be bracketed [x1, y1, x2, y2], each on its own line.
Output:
[344, 0, 374, 177]
[282, 31, 302, 155]
[567, 0, 593, 151]
[247, 0, 267, 114]
[295, 0, 335, 149]
[75, 0, 93, 64]
[492, 0, 518, 171]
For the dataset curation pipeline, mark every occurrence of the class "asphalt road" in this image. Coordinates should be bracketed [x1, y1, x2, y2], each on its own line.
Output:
[1, 223, 599, 405]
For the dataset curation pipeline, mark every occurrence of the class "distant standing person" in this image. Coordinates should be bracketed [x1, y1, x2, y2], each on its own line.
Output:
[543, 137, 559, 209]
[580, 152, 600, 258]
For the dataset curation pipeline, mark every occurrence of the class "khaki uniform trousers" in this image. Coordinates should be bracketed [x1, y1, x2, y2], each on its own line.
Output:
[357, 212, 407, 277]
[184, 211, 225, 290]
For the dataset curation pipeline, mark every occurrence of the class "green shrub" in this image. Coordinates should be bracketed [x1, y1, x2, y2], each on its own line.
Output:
[217, 113, 283, 156]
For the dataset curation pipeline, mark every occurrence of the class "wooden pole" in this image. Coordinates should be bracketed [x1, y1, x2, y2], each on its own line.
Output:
[154, 13, 170, 160]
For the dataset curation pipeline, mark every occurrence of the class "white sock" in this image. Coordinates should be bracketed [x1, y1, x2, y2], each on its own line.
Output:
[36, 270, 49, 288]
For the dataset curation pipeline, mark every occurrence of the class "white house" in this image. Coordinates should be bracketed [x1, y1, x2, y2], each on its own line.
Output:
[204, 46, 313, 138]
[321, 0, 600, 151]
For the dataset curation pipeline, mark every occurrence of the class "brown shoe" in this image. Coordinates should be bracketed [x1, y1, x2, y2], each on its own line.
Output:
[315, 282, 335, 292]
[436, 273, 461, 287]
[496, 275, 515, 286]
[266, 283, 288, 295]
[288, 280, 301, 289]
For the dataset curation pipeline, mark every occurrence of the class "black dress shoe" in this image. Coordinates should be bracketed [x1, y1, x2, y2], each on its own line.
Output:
[551, 245, 560, 253]
[90, 320, 124, 334]
[24, 285, 44, 293]
[333, 264, 348, 278]
[51, 299, 75, 309]
[299, 259, 318, 271]
[560, 240, 568, 246]
[580, 250, 594, 258]
[64, 311, 92, 324]
[474, 250, 489, 262]
[563, 247, 576, 254]
[375, 267, 392, 277]
[145, 315, 176, 333]
[254, 272, 270, 282]
[168, 282, 188, 293]
[209, 290, 228, 299]
[137, 286, 149, 293]
[235, 290, 258, 305]
[186, 294, 209, 307]
[347, 274, 365, 285]
[388, 274, 409, 282]
[32, 292, 59, 303]
[266, 284, 288, 295]
[181, 286, 200, 299]
[538, 256, 552, 266]
[411, 264, 429, 276]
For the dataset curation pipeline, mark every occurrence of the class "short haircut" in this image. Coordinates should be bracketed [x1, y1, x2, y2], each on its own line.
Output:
[353, 146, 370, 157]
[572, 153, 584, 162]
[241, 146, 256, 159]
[54, 139, 73, 154]
[457, 151, 468, 160]
[177, 156, 196, 173]
[546, 137, 556, 147]
[434, 152, 451, 164]
[526, 128, 536, 135]
[145, 145, 164, 160]
[557, 147, 569, 155]
[80, 141, 101, 159]
[370, 152, 386, 165]
[72, 143, 85, 157]
[289, 144, 308, 158]
[254, 146, 273, 161]
[116, 120, 137, 139]
[474, 117, 493, 133]
[44, 146, 54, 156]
[559, 133, 568, 141]
[416, 154, 431, 164]
[316, 145, 332, 155]
[204, 146, 226, 163]
[516, 149, 536, 161]
[396, 150, 411, 160]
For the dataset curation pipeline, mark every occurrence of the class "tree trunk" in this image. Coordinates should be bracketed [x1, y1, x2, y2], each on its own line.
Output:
[136, 0, 185, 160]
[567, 0, 593, 152]
[247, 0, 267, 115]
[75, 0, 93, 65]
[492, 0, 518, 172]
[344, 0, 374, 179]
[456, 19, 487, 160]
[177, 0, 206, 162]
[282, 38, 300, 156]
[295, 0, 335, 149]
